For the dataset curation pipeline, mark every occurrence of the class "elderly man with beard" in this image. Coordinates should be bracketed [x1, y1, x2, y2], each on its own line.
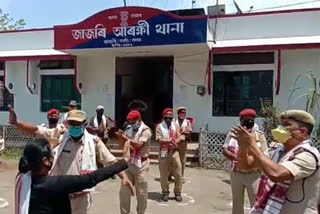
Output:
[156, 108, 182, 202]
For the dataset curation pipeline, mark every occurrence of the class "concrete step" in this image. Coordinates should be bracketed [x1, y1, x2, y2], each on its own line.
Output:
[108, 139, 200, 166]
[110, 148, 199, 166]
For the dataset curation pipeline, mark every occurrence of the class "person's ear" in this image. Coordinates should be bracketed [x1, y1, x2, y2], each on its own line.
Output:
[300, 127, 309, 137]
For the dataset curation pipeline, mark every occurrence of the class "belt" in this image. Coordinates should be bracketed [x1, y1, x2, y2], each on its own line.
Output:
[69, 192, 89, 200]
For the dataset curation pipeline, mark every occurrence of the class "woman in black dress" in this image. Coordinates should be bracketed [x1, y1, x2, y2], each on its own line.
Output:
[15, 138, 128, 214]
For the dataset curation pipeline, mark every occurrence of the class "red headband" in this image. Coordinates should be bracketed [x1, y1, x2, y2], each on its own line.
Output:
[127, 110, 141, 121]
[162, 108, 173, 117]
[239, 109, 257, 118]
[47, 109, 60, 116]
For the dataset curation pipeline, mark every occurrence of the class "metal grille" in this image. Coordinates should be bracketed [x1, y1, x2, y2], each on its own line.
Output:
[1, 125, 33, 148]
[199, 126, 320, 170]
[199, 126, 229, 169]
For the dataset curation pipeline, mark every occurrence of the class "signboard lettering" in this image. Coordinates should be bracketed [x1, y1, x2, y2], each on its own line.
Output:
[54, 7, 207, 49]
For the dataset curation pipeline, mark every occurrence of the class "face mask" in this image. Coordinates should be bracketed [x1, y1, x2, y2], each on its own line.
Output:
[48, 118, 59, 124]
[97, 111, 104, 117]
[271, 125, 292, 144]
[69, 126, 84, 138]
[243, 120, 255, 129]
[164, 117, 172, 123]
[131, 121, 140, 130]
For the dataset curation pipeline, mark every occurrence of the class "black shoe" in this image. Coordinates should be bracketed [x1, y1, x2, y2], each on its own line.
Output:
[175, 195, 183, 202]
[161, 194, 169, 202]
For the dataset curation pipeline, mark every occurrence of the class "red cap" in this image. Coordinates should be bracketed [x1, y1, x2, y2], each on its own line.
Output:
[47, 109, 60, 117]
[239, 109, 257, 118]
[162, 108, 173, 117]
[127, 110, 141, 121]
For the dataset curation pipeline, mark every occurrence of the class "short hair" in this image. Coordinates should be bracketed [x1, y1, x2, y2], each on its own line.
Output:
[296, 120, 314, 135]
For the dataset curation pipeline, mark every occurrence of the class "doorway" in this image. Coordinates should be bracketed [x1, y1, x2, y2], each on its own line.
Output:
[115, 56, 173, 130]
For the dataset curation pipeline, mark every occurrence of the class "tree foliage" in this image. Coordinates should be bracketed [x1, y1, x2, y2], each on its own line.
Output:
[0, 9, 26, 31]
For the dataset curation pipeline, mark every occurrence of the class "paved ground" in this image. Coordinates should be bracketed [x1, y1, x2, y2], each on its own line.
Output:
[0, 159, 246, 214]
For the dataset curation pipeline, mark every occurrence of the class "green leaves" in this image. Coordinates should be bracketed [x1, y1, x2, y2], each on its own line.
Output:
[288, 72, 320, 138]
[0, 9, 26, 31]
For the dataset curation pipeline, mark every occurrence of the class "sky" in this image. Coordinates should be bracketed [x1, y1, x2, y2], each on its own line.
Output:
[1, 0, 320, 28]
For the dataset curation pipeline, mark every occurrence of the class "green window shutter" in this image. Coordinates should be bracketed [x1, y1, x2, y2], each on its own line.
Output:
[41, 75, 81, 112]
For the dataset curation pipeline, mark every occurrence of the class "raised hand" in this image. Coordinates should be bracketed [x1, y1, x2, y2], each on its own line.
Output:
[8, 105, 18, 125]
[231, 126, 256, 148]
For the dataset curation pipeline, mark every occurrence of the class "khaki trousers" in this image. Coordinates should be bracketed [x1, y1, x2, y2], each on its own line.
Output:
[178, 140, 188, 178]
[159, 150, 182, 195]
[71, 193, 91, 214]
[230, 171, 260, 214]
[119, 164, 148, 214]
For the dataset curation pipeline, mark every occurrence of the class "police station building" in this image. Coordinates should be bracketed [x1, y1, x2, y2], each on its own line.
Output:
[0, 6, 319, 134]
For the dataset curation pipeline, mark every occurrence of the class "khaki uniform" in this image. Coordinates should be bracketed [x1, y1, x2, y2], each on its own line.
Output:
[156, 123, 182, 195]
[36, 124, 66, 148]
[176, 119, 192, 178]
[223, 130, 268, 214]
[119, 122, 152, 214]
[269, 145, 320, 214]
[37, 126, 116, 214]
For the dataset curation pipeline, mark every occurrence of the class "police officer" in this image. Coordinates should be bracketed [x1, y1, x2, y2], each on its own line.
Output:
[156, 108, 182, 202]
[175, 106, 192, 182]
[9, 108, 134, 214]
[233, 109, 320, 214]
[223, 109, 268, 214]
[117, 110, 152, 214]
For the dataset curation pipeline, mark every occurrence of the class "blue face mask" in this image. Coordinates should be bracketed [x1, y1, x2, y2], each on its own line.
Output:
[131, 121, 140, 130]
[69, 126, 84, 138]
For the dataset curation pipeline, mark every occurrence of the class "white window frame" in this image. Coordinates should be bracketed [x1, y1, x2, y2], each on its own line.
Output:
[40, 69, 75, 75]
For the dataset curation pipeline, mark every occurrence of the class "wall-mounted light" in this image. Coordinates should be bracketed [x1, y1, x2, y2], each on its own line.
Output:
[8, 83, 13, 90]
[197, 85, 206, 96]
[32, 83, 36, 90]
[78, 82, 83, 90]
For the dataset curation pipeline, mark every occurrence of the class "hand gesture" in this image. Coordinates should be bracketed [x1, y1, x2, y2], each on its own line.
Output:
[122, 176, 136, 196]
[169, 139, 178, 149]
[8, 105, 17, 125]
[231, 126, 256, 148]
[116, 131, 128, 146]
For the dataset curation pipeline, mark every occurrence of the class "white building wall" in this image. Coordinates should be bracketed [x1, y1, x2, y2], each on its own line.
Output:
[0, 30, 54, 51]
[210, 10, 320, 41]
[172, 49, 320, 133]
[276, 49, 320, 111]
[79, 55, 116, 121]
[173, 52, 211, 132]
[0, 61, 47, 125]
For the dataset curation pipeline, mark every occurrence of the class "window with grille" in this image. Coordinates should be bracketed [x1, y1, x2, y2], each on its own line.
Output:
[0, 76, 14, 111]
[39, 59, 74, 70]
[41, 75, 81, 112]
[212, 52, 274, 117]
